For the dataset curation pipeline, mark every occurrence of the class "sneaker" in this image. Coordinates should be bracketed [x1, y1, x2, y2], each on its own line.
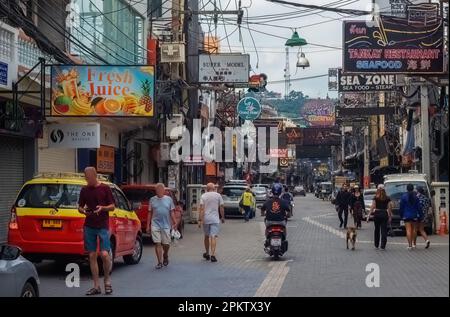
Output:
[210, 255, 217, 262]
[407, 246, 412, 251]
[380, 247, 386, 251]
[375, 246, 379, 250]
[203, 253, 210, 260]
[412, 244, 416, 249]
[425, 240, 431, 249]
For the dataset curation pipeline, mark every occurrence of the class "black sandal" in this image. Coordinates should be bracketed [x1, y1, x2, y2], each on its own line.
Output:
[155, 263, 163, 269]
[104, 283, 113, 295]
[85, 287, 101, 296]
[163, 257, 169, 266]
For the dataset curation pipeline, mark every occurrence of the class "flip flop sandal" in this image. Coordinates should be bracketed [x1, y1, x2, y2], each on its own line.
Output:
[155, 263, 163, 269]
[163, 257, 169, 266]
[85, 287, 101, 296]
[104, 284, 113, 295]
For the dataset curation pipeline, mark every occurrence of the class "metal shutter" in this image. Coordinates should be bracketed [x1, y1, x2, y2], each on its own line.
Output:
[38, 126, 76, 173]
[0, 136, 25, 243]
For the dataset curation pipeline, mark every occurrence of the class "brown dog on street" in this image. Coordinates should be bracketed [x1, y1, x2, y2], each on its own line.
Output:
[346, 227, 357, 250]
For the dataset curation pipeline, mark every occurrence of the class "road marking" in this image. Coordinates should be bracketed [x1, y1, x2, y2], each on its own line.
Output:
[303, 216, 449, 246]
[254, 260, 291, 297]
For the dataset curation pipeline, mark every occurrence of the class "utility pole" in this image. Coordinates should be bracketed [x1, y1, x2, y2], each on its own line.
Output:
[363, 126, 370, 189]
[284, 46, 290, 99]
[420, 83, 431, 177]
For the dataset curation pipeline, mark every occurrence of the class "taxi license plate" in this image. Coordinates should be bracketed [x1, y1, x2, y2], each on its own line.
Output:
[400, 220, 405, 227]
[270, 238, 282, 247]
[42, 219, 62, 228]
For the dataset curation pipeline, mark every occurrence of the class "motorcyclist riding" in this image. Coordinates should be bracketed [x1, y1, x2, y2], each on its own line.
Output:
[280, 185, 294, 217]
[261, 183, 290, 229]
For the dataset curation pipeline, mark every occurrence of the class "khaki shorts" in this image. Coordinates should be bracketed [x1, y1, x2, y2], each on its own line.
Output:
[151, 227, 171, 245]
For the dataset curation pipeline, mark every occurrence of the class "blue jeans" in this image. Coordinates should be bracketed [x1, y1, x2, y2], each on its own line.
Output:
[243, 206, 252, 221]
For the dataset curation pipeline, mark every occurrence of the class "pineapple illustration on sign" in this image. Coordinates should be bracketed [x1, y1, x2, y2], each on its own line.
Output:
[139, 79, 153, 113]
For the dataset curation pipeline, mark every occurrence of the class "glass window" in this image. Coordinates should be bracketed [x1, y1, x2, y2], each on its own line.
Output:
[113, 189, 131, 211]
[222, 187, 246, 197]
[16, 184, 82, 209]
[384, 181, 428, 201]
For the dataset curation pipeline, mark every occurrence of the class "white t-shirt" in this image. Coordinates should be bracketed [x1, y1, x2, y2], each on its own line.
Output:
[200, 191, 224, 224]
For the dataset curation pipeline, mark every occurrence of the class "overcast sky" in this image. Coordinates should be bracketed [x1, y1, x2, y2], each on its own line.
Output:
[199, 0, 373, 98]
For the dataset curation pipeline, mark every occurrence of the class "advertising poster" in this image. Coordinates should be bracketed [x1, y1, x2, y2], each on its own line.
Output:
[343, 4, 444, 74]
[50, 65, 155, 116]
[300, 99, 335, 127]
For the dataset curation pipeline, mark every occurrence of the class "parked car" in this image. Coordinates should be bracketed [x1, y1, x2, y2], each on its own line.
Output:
[0, 244, 40, 297]
[320, 182, 332, 200]
[294, 185, 306, 196]
[251, 186, 268, 205]
[383, 171, 435, 234]
[222, 185, 248, 218]
[363, 188, 377, 219]
[225, 179, 248, 186]
[121, 184, 184, 238]
[8, 172, 143, 269]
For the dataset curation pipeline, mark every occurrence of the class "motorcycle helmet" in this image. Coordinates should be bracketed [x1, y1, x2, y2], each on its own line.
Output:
[271, 183, 283, 196]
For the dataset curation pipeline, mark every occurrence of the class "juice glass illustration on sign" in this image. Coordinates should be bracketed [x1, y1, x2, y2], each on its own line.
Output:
[51, 65, 155, 116]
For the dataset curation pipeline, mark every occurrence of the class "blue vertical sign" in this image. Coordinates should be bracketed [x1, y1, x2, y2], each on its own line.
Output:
[0, 61, 8, 86]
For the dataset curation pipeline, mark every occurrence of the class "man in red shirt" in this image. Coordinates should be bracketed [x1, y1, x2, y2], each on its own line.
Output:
[78, 167, 115, 295]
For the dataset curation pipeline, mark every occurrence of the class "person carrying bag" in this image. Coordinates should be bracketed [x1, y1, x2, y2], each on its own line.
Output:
[366, 185, 393, 250]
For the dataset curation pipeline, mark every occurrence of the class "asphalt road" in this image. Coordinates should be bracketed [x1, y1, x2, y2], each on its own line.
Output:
[36, 194, 449, 297]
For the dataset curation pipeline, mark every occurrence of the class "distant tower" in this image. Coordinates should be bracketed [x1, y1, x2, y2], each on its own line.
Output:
[284, 46, 291, 99]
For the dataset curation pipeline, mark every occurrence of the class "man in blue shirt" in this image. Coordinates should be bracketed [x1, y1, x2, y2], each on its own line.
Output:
[147, 183, 177, 269]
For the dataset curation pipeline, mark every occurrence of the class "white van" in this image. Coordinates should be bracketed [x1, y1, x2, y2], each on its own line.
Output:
[383, 171, 435, 234]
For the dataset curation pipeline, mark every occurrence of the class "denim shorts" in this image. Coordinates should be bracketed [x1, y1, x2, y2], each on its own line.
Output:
[84, 226, 111, 252]
[203, 223, 220, 237]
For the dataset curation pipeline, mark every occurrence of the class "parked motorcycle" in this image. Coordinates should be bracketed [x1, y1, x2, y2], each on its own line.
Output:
[264, 222, 288, 260]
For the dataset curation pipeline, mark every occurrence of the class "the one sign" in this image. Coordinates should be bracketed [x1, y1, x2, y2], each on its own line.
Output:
[270, 149, 288, 158]
[50, 65, 155, 116]
[199, 54, 250, 83]
[48, 123, 100, 148]
[237, 97, 261, 121]
[97, 145, 115, 174]
[337, 69, 396, 91]
[302, 128, 341, 146]
[343, 11, 444, 74]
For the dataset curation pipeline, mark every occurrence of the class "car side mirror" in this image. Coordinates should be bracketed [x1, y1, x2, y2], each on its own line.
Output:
[0, 245, 22, 261]
[430, 190, 436, 197]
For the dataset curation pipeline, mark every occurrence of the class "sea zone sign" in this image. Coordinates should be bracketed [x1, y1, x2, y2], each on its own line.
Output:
[338, 69, 396, 92]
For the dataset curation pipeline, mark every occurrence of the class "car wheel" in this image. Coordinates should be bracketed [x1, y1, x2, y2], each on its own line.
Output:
[21, 282, 37, 297]
[123, 236, 143, 265]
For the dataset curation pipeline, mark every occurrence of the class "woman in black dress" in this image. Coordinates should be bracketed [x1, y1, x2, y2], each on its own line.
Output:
[350, 185, 364, 229]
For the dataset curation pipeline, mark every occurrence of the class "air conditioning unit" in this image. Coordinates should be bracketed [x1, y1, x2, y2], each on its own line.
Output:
[166, 114, 184, 140]
[160, 43, 185, 63]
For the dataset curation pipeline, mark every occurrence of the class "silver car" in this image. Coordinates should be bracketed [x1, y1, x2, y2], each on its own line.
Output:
[222, 185, 247, 217]
[0, 245, 40, 297]
[252, 186, 268, 205]
[363, 189, 376, 219]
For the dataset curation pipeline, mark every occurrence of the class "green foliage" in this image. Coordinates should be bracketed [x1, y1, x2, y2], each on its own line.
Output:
[266, 90, 308, 119]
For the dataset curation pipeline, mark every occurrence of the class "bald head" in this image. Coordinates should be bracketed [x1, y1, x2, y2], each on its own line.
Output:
[206, 183, 216, 192]
[84, 166, 98, 187]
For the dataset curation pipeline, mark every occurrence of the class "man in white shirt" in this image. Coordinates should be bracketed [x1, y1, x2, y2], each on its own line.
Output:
[199, 183, 225, 262]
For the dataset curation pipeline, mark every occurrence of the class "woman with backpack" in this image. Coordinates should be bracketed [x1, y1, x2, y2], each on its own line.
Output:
[366, 185, 393, 250]
[399, 184, 421, 250]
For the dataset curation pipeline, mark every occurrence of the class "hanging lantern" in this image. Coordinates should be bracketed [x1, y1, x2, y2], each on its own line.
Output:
[296, 52, 310, 68]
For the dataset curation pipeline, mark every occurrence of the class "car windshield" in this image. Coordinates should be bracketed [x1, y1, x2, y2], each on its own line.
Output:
[223, 187, 246, 197]
[384, 181, 428, 201]
[122, 188, 155, 202]
[16, 184, 83, 209]
[252, 188, 266, 193]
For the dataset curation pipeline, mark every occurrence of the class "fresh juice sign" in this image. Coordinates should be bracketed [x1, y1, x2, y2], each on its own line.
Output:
[51, 65, 155, 116]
